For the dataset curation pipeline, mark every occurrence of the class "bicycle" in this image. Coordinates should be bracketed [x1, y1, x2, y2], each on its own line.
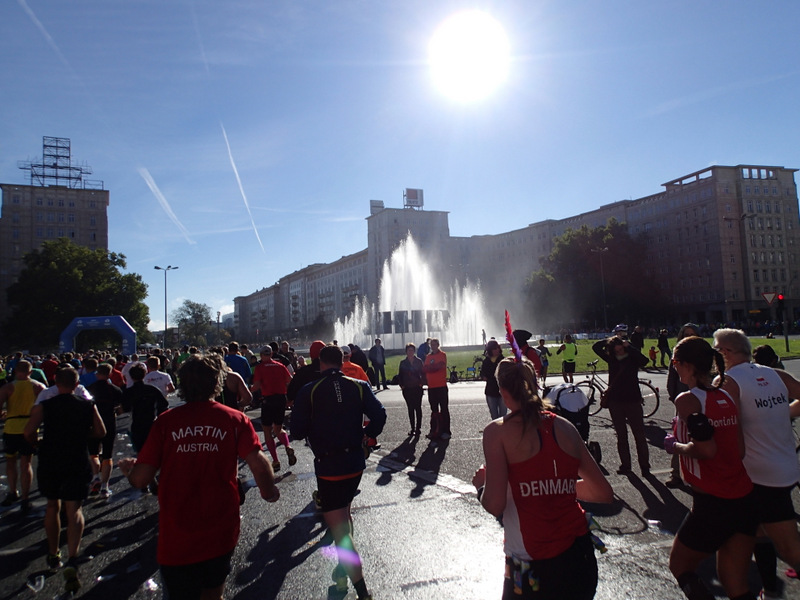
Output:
[578, 359, 660, 418]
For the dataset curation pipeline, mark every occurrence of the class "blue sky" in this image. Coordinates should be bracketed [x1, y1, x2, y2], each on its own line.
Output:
[2, 1, 800, 331]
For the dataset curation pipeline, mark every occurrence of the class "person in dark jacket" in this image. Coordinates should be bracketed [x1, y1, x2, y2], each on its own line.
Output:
[397, 343, 425, 436]
[368, 338, 388, 390]
[291, 344, 385, 600]
[121, 364, 169, 452]
[480, 339, 505, 419]
[592, 335, 650, 475]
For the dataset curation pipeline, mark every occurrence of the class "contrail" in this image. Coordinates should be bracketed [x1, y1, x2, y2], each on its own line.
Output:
[17, 0, 77, 76]
[138, 168, 196, 245]
[220, 123, 266, 254]
[188, 0, 210, 74]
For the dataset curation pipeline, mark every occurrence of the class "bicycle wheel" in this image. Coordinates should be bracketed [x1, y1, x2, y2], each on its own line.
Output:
[577, 381, 603, 416]
[639, 381, 660, 418]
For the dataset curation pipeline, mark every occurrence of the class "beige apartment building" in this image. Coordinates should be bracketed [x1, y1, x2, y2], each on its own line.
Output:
[234, 164, 799, 341]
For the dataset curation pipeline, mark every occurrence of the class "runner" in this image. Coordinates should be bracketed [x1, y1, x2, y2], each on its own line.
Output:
[0, 360, 45, 511]
[473, 355, 612, 599]
[714, 328, 800, 590]
[250, 346, 296, 472]
[291, 344, 386, 600]
[119, 353, 279, 600]
[24, 367, 106, 593]
[664, 336, 757, 600]
[86, 364, 123, 498]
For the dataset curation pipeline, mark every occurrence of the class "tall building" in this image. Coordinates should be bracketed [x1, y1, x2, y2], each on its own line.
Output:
[236, 164, 799, 341]
[0, 137, 109, 326]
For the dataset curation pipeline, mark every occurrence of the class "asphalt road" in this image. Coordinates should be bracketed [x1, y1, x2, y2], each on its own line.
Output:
[1, 364, 800, 599]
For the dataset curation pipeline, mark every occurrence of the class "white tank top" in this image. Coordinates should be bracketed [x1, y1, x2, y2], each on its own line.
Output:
[726, 362, 800, 487]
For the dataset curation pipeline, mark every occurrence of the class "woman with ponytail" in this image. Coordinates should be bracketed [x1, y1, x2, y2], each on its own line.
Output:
[664, 336, 758, 600]
[472, 355, 612, 599]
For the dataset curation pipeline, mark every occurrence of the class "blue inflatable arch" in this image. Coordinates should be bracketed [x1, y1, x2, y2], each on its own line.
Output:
[59, 316, 137, 353]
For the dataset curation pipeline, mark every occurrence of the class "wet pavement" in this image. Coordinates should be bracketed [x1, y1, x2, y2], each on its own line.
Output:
[2, 365, 800, 599]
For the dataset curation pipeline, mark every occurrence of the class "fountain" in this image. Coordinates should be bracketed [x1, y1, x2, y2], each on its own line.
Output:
[334, 235, 491, 350]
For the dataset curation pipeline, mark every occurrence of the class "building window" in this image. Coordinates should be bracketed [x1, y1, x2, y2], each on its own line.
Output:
[12, 195, 20, 204]
[58, 198, 65, 207]
[68, 214, 75, 223]
[36, 197, 43, 205]
[58, 213, 65, 222]
[47, 213, 54, 222]
[747, 200, 754, 212]
[12, 228, 19, 239]
[753, 270, 759, 282]
[69, 200, 75, 207]
[90, 216, 96, 226]
[36, 228, 43, 237]
[730, 255, 735, 264]
[775, 202, 781, 214]
[47, 198, 53, 206]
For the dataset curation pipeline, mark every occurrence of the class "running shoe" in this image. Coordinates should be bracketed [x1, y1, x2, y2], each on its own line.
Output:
[440, 432, 451, 440]
[89, 479, 101, 495]
[1, 492, 19, 507]
[286, 447, 297, 467]
[272, 460, 281, 472]
[332, 564, 348, 593]
[46, 552, 63, 569]
[63, 560, 80, 594]
[99, 488, 112, 499]
[665, 476, 682, 489]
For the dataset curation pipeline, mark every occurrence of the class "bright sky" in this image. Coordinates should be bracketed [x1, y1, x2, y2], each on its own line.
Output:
[2, 1, 800, 331]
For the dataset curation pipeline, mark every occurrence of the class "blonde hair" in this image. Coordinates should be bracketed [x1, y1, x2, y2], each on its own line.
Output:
[495, 357, 550, 431]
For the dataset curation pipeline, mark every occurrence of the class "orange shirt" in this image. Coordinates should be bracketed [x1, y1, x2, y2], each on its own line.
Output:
[341, 361, 369, 382]
[423, 350, 447, 388]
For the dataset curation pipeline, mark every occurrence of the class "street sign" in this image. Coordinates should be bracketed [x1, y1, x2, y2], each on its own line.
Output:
[763, 292, 777, 305]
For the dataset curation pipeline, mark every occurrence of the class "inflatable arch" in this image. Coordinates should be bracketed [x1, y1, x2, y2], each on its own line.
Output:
[59, 316, 137, 353]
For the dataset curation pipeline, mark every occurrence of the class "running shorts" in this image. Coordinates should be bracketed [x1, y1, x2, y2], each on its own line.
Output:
[260, 394, 288, 427]
[160, 551, 233, 600]
[677, 490, 758, 553]
[3, 433, 34, 457]
[316, 473, 363, 512]
[752, 483, 797, 524]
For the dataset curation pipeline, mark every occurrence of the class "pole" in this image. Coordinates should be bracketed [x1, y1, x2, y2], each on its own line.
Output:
[155, 265, 178, 348]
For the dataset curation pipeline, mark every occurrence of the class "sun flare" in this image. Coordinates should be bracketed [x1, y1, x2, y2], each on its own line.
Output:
[429, 10, 510, 102]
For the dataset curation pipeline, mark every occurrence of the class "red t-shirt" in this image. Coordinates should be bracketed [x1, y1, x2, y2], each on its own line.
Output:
[137, 401, 262, 565]
[252, 359, 292, 396]
[423, 350, 447, 388]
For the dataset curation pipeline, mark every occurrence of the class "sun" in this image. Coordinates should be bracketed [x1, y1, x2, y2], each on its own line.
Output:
[429, 10, 510, 102]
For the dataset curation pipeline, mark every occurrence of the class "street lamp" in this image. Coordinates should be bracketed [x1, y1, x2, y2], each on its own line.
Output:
[217, 311, 221, 344]
[591, 247, 609, 332]
[154, 265, 178, 348]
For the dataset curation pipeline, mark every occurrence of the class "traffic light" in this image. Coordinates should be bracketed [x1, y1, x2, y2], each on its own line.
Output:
[777, 293, 785, 320]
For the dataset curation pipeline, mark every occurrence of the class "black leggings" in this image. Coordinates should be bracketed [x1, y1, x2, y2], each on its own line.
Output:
[402, 387, 423, 430]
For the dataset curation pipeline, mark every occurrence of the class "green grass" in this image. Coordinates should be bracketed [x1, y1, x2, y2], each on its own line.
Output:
[382, 337, 800, 379]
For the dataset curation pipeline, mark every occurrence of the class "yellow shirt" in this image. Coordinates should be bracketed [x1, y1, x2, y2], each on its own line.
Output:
[5, 379, 37, 434]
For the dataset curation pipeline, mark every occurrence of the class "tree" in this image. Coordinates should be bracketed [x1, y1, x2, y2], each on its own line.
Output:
[524, 220, 666, 331]
[172, 300, 212, 345]
[2, 238, 149, 352]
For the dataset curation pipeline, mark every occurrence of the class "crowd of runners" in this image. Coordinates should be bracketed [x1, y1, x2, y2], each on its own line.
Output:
[2, 325, 800, 599]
